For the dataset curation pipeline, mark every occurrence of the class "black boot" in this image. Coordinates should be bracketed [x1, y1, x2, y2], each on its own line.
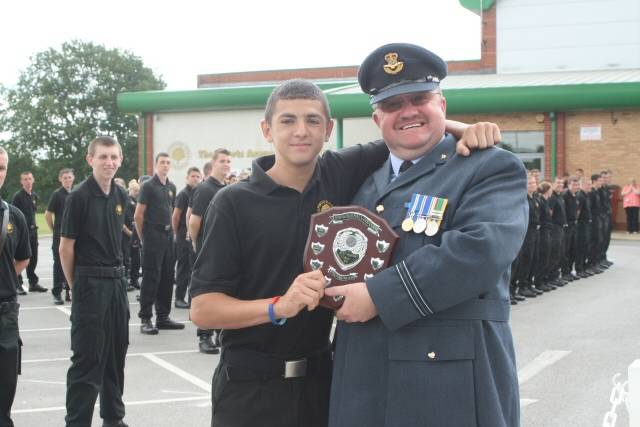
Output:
[140, 319, 159, 335]
[199, 335, 220, 354]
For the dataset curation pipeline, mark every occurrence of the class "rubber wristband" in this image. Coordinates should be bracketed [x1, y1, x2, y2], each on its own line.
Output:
[268, 296, 286, 326]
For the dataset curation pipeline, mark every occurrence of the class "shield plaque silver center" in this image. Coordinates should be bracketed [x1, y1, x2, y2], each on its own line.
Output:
[332, 227, 368, 270]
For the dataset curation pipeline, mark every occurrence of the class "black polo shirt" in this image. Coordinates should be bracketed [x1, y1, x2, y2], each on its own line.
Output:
[12, 188, 38, 230]
[0, 200, 31, 299]
[563, 190, 578, 223]
[527, 194, 541, 228]
[599, 186, 612, 214]
[577, 190, 591, 223]
[190, 141, 388, 357]
[190, 177, 225, 217]
[549, 191, 567, 226]
[138, 174, 176, 226]
[589, 188, 602, 217]
[60, 175, 128, 267]
[175, 184, 195, 235]
[47, 186, 71, 238]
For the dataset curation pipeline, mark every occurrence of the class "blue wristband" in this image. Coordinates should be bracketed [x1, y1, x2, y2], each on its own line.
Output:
[268, 297, 286, 326]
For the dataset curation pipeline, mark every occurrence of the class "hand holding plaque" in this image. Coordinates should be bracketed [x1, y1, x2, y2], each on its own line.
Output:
[303, 206, 399, 309]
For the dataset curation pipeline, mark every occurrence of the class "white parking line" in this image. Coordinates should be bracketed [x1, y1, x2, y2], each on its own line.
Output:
[21, 302, 140, 310]
[23, 349, 199, 364]
[520, 399, 538, 407]
[518, 350, 571, 385]
[56, 306, 71, 316]
[142, 354, 211, 393]
[12, 396, 209, 414]
[20, 320, 191, 333]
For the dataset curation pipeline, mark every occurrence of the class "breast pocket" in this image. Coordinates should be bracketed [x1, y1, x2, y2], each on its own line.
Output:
[385, 325, 477, 427]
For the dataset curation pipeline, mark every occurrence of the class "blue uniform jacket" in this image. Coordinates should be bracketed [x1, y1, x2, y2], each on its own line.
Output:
[329, 135, 528, 427]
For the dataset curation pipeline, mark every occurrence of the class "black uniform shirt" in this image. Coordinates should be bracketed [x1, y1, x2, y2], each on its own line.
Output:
[175, 184, 195, 235]
[563, 190, 579, 223]
[0, 200, 31, 299]
[599, 186, 612, 214]
[123, 194, 135, 238]
[60, 175, 128, 267]
[589, 188, 602, 217]
[12, 188, 38, 230]
[549, 191, 568, 226]
[537, 194, 552, 227]
[577, 190, 591, 223]
[47, 186, 71, 237]
[190, 177, 224, 217]
[138, 174, 176, 226]
[191, 141, 388, 357]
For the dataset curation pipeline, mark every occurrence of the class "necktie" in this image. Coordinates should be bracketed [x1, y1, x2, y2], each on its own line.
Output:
[399, 160, 414, 174]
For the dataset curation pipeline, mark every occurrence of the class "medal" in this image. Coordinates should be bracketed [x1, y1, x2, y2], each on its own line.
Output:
[425, 218, 439, 236]
[402, 194, 420, 232]
[401, 217, 415, 232]
[413, 217, 427, 233]
[425, 197, 448, 236]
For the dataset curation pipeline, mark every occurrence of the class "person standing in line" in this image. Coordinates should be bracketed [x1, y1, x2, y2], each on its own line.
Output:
[126, 180, 141, 291]
[0, 146, 32, 427]
[561, 176, 581, 281]
[59, 136, 130, 427]
[546, 176, 569, 287]
[12, 171, 46, 295]
[173, 166, 202, 309]
[575, 178, 593, 278]
[188, 150, 231, 354]
[134, 153, 183, 334]
[588, 174, 605, 274]
[45, 168, 75, 304]
[621, 179, 640, 233]
[599, 170, 614, 268]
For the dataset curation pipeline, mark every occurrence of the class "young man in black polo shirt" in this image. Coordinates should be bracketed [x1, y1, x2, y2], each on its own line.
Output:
[134, 153, 183, 334]
[190, 79, 500, 427]
[59, 136, 130, 427]
[12, 171, 46, 294]
[45, 168, 75, 304]
[173, 166, 202, 308]
[0, 147, 32, 427]
[188, 149, 231, 354]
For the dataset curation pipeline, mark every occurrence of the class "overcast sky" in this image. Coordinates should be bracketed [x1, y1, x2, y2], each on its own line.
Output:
[1, 0, 481, 90]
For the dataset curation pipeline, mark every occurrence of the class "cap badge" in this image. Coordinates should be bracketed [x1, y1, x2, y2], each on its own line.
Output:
[7, 222, 13, 234]
[115, 204, 123, 216]
[317, 200, 333, 213]
[383, 52, 404, 75]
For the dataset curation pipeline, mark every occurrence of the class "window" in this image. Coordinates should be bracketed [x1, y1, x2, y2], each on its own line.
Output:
[499, 131, 545, 175]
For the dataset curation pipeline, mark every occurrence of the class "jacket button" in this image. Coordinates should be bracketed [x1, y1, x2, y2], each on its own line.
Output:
[376, 204, 384, 213]
[427, 351, 436, 360]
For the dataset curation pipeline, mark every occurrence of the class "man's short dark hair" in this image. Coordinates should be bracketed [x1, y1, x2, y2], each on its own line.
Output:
[264, 79, 331, 123]
[212, 148, 230, 162]
[20, 171, 33, 178]
[202, 161, 212, 177]
[591, 174, 601, 182]
[187, 166, 201, 175]
[155, 152, 170, 163]
[58, 168, 74, 178]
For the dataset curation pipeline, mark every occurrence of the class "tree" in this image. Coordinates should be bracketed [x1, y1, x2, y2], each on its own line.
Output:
[1, 40, 165, 202]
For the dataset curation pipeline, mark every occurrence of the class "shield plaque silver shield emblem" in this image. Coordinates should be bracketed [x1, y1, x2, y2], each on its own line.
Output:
[332, 227, 368, 270]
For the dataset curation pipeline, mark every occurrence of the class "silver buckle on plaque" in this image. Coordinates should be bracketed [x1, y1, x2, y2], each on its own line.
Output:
[284, 359, 307, 378]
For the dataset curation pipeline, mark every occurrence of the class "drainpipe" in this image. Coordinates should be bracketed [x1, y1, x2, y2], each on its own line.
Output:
[550, 112, 557, 178]
[140, 115, 147, 176]
[336, 118, 344, 149]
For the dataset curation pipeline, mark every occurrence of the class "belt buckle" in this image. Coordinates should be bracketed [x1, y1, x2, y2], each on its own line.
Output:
[283, 358, 307, 378]
[164, 225, 171, 231]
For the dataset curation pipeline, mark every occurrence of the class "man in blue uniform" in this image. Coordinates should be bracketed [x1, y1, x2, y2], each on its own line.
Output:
[0, 147, 32, 427]
[325, 43, 528, 427]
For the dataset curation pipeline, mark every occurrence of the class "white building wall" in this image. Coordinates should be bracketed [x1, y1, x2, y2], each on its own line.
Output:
[497, 0, 640, 73]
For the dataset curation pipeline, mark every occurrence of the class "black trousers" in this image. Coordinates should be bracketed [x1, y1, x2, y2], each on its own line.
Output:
[546, 224, 565, 280]
[138, 227, 175, 320]
[211, 358, 331, 427]
[65, 273, 129, 426]
[51, 235, 68, 296]
[562, 224, 577, 275]
[129, 243, 141, 286]
[122, 235, 131, 281]
[174, 237, 194, 301]
[589, 216, 603, 267]
[602, 213, 613, 259]
[626, 207, 640, 233]
[535, 226, 551, 284]
[575, 221, 591, 273]
[0, 302, 21, 427]
[515, 228, 539, 286]
[19, 231, 39, 286]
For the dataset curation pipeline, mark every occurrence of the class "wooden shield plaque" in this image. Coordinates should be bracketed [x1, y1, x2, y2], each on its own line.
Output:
[303, 205, 399, 309]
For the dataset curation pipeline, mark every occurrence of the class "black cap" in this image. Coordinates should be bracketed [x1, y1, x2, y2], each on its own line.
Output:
[358, 43, 447, 105]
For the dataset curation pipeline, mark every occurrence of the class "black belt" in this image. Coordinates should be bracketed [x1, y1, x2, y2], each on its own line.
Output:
[222, 348, 331, 380]
[146, 223, 171, 232]
[76, 265, 125, 278]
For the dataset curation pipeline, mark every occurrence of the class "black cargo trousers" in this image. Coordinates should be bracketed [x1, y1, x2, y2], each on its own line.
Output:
[0, 300, 20, 427]
[65, 267, 129, 427]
